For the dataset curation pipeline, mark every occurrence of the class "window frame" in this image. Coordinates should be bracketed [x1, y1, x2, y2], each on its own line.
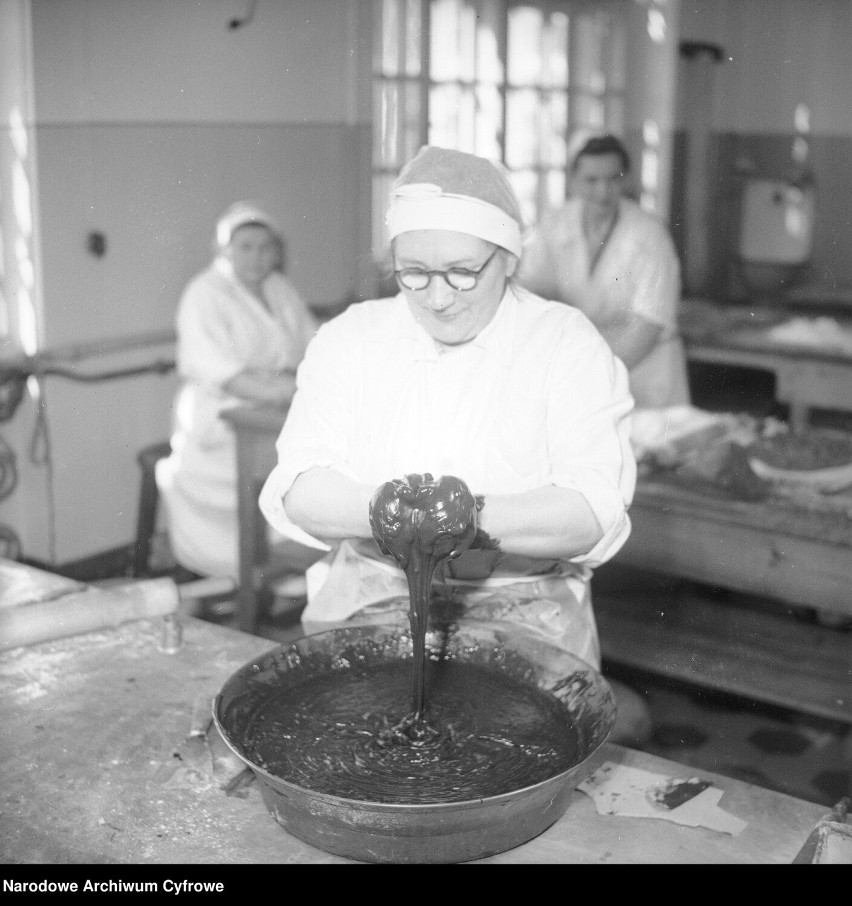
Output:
[372, 0, 630, 257]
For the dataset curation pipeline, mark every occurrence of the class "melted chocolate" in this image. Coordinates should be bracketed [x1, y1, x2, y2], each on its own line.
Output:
[368, 473, 477, 725]
[242, 657, 579, 803]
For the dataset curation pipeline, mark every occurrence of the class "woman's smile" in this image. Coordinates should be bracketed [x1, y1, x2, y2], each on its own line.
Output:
[393, 230, 513, 345]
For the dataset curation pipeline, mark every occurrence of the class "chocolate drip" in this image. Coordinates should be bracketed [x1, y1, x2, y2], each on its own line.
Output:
[369, 473, 477, 727]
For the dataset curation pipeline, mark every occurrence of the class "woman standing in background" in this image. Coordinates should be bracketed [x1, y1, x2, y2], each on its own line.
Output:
[518, 131, 690, 411]
[157, 201, 318, 581]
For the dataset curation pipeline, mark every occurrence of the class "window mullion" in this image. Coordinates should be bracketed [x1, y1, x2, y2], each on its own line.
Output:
[497, 0, 509, 164]
[419, 0, 430, 148]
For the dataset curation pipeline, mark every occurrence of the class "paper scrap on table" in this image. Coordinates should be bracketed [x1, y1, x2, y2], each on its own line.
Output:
[578, 762, 747, 836]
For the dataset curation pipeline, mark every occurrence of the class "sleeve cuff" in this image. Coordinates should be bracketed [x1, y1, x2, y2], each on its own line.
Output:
[555, 473, 633, 567]
[258, 466, 332, 553]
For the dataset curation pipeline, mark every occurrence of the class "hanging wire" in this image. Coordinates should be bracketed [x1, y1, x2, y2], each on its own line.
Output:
[28, 371, 57, 564]
[0, 423, 22, 560]
[0, 432, 17, 500]
[228, 0, 257, 30]
[0, 341, 175, 565]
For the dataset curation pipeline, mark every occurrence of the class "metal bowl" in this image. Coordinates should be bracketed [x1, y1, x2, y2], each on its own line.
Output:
[213, 622, 615, 864]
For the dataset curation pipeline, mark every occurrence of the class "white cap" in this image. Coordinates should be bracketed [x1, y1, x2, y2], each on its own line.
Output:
[216, 202, 281, 248]
[387, 183, 523, 257]
[386, 146, 523, 256]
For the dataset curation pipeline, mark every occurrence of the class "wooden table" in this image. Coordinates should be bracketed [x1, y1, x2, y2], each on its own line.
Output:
[680, 297, 852, 430]
[619, 474, 852, 619]
[219, 403, 288, 634]
[600, 474, 852, 724]
[0, 598, 831, 864]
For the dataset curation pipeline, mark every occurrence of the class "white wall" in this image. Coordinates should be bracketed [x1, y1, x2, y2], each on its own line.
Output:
[4, 0, 374, 565]
[679, 0, 852, 135]
[31, 0, 370, 125]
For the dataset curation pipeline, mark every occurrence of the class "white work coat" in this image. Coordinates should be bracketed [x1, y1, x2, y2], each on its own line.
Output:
[518, 197, 690, 409]
[157, 257, 317, 579]
[259, 285, 636, 666]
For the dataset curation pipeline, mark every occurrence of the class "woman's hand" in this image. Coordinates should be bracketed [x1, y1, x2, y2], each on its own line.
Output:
[368, 473, 478, 570]
[285, 470, 606, 564]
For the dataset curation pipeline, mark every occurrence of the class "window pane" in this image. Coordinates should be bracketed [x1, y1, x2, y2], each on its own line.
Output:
[430, 83, 476, 151]
[572, 11, 607, 92]
[404, 0, 422, 77]
[374, 81, 399, 165]
[505, 88, 538, 168]
[545, 169, 566, 208]
[574, 92, 606, 130]
[505, 88, 565, 169]
[475, 83, 503, 159]
[543, 11, 569, 87]
[402, 81, 424, 161]
[508, 169, 537, 229]
[607, 13, 627, 90]
[378, 0, 401, 76]
[431, 0, 477, 83]
[476, 1, 504, 85]
[542, 92, 568, 166]
[376, 0, 423, 77]
[372, 174, 394, 257]
[507, 6, 543, 86]
[374, 79, 422, 167]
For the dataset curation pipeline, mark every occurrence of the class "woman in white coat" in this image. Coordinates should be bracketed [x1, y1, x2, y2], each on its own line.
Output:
[518, 131, 690, 411]
[157, 202, 318, 580]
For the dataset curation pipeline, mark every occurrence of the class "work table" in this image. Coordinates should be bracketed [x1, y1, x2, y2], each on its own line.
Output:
[0, 595, 830, 864]
[680, 296, 852, 430]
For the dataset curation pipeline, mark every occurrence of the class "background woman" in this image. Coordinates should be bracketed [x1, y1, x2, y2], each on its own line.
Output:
[157, 201, 318, 581]
[518, 131, 690, 411]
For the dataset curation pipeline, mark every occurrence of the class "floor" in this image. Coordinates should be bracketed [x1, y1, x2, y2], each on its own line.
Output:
[194, 577, 851, 812]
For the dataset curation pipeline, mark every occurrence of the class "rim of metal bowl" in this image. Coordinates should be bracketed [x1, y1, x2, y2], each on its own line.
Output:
[212, 622, 616, 812]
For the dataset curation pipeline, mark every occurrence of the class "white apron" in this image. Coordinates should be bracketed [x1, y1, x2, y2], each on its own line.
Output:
[301, 540, 601, 669]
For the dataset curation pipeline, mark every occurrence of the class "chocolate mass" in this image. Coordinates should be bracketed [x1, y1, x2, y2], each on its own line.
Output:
[368, 473, 477, 724]
[242, 657, 580, 804]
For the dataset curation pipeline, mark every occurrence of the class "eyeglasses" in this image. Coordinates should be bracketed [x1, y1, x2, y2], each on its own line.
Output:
[394, 247, 499, 292]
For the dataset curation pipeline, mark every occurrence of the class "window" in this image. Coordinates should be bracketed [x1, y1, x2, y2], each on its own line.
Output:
[372, 0, 628, 254]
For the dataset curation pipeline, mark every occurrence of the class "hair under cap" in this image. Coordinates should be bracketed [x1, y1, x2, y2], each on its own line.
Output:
[216, 202, 281, 248]
[567, 129, 630, 173]
[386, 146, 523, 256]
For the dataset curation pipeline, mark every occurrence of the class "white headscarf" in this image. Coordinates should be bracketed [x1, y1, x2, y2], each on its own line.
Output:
[215, 201, 281, 249]
[386, 146, 524, 256]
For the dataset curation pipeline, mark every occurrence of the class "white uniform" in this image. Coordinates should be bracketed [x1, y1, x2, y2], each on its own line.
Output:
[519, 197, 690, 410]
[157, 257, 317, 579]
[259, 285, 636, 667]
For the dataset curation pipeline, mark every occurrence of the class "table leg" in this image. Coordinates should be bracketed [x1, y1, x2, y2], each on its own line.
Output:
[787, 400, 810, 433]
[234, 436, 262, 635]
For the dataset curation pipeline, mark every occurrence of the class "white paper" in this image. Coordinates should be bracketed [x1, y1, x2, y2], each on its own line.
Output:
[578, 761, 747, 836]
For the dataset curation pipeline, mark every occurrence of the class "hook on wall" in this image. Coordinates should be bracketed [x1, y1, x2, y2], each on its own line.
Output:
[228, 0, 257, 31]
[679, 41, 724, 63]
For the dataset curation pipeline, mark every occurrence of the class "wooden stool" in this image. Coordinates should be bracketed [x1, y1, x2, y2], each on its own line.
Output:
[132, 440, 238, 616]
[133, 440, 173, 579]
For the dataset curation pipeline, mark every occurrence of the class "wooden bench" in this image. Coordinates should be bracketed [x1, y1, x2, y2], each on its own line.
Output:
[594, 571, 852, 725]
